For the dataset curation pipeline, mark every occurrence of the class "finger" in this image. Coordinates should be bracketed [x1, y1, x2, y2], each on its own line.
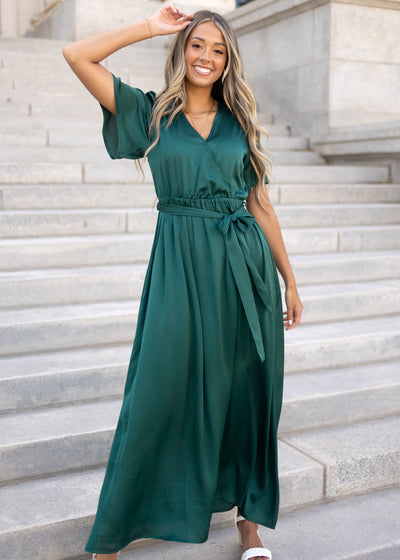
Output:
[290, 307, 302, 329]
[287, 307, 293, 325]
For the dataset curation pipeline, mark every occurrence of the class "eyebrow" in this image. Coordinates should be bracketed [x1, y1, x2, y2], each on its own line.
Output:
[191, 36, 226, 47]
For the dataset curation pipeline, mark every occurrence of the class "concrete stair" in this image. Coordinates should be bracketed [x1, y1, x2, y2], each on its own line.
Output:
[0, 35, 399, 560]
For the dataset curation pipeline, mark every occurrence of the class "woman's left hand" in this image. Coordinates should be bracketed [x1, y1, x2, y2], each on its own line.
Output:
[283, 284, 303, 330]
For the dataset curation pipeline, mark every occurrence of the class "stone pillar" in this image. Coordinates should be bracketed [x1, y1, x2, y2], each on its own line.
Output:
[0, 0, 61, 37]
[0, 0, 18, 36]
[226, 0, 400, 142]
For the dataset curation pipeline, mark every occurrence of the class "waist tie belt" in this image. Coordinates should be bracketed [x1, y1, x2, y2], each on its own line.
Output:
[157, 201, 274, 362]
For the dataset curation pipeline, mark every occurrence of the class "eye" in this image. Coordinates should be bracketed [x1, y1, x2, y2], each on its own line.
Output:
[192, 43, 202, 49]
[214, 49, 224, 55]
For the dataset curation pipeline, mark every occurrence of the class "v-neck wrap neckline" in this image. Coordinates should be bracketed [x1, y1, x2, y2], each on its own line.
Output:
[181, 101, 220, 142]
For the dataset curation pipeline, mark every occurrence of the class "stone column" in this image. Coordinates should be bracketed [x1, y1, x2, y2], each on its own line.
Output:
[0, 0, 18, 36]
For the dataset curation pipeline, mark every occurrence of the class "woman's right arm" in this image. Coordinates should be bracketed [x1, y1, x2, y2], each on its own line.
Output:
[62, 5, 193, 116]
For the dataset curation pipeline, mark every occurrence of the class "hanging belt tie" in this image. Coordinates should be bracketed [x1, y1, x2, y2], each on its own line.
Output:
[157, 201, 275, 362]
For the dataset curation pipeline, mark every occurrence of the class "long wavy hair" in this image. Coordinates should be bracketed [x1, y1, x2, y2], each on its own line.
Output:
[142, 10, 272, 206]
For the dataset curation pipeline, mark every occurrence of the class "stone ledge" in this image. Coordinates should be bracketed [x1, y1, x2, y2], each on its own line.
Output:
[312, 121, 400, 160]
[227, 0, 400, 35]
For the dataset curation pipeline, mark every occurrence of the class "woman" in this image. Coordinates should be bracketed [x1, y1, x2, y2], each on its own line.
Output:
[63, 5, 303, 560]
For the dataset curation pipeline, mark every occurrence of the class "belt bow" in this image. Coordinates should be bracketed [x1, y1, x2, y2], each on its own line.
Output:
[157, 201, 275, 362]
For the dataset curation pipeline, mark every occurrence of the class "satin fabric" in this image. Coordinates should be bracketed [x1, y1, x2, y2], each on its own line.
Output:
[85, 74, 284, 554]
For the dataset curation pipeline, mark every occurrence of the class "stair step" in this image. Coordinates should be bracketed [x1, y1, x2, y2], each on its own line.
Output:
[271, 164, 389, 183]
[0, 301, 140, 356]
[279, 182, 400, 203]
[0, 264, 148, 307]
[0, 145, 325, 164]
[2, 183, 398, 211]
[0, 400, 121, 483]
[284, 224, 400, 253]
[262, 486, 400, 560]
[0, 99, 102, 117]
[290, 250, 400, 285]
[0, 183, 157, 210]
[267, 136, 309, 150]
[84, 162, 390, 184]
[285, 314, 400, 373]
[0, 443, 322, 559]
[0, 226, 398, 273]
[1, 204, 398, 238]
[280, 360, 400, 433]
[0, 208, 157, 237]
[0, 161, 155, 184]
[0, 332, 398, 426]
[283, 416, 400, 497]
[0, 160, 380, 185]
[1, 249, 399, 318]
[0, 234, 155, 271]
[132, 487, 399, 560]
[0, 145, 116, 163]
[270, 150, 325, 165]
[0, 115, 105, 131]
[278, 203, 400, 227]
[0, 404, 321, 494]
[0, 301, 398, 365]
[0, 129, 48, 147]
[298, 279, 400, 323]
[0, 344, 131, 413]
[0, 162, 82, 184]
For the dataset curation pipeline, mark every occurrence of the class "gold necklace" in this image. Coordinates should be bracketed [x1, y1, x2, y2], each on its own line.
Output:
[184, 100, 217, 138]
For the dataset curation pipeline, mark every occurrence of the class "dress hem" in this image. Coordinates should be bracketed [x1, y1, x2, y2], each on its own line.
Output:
[84, 502, 278, 554]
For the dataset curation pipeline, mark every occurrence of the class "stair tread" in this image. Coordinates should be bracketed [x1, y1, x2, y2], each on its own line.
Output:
[2, 360, 400, 444]
[283, 415, 400, 462]
[0, 265, 399, 287]
[290, 249, 400, 262]
[0, 223, 399, 237]
[283, 359, 400, 401]
[0, 283, 398, 322]
[0, 344, 132, 381]
[0, 442, 321, 534]
[0, 263, 147, 280]
[133, 486, 400, 560]
[2, 202, 399, 213]
[298, 278, 400, 296]
[0, 399, 121, 445]
[286, 314, 400, 342]
[0, 302, 398, 331]
[0, 300, 140, 325]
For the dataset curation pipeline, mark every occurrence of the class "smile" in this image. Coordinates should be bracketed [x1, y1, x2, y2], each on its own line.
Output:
[193, 65, 212, 76]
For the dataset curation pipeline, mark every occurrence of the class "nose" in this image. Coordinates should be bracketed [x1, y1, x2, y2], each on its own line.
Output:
[199, 48, 211, 63]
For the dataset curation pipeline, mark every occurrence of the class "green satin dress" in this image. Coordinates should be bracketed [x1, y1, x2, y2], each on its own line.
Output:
[85, 74, 285, 554]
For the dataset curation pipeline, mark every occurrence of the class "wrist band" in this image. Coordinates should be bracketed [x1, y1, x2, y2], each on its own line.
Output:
[145, 18, 153, 38]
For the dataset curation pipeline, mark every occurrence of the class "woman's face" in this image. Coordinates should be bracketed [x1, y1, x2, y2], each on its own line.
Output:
[184, 22, 227, 89]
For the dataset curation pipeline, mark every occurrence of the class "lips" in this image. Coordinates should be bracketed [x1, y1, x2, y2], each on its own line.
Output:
[193, 65, 212, 76]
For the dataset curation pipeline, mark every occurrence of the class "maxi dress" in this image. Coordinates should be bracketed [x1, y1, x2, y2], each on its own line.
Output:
[85, 73, 285, 555]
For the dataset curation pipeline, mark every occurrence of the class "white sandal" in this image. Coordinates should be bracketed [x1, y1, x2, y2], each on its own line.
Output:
[92, 554, 120, 559]
[236, 515, 272, 560]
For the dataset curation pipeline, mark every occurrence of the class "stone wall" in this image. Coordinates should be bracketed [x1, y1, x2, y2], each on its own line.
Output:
[0, 0, 235, 41]
[226, 0, 400, 144]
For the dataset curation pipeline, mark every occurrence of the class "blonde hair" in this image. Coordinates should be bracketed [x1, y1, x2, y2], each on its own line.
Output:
[142, 10, 272, 207]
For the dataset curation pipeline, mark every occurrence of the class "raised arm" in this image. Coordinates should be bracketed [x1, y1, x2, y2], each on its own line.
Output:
[246, 187, 303, 330]
[62, 5, 193, 115]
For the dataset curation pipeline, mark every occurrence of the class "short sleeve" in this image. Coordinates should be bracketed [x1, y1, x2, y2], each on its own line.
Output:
[243, 151, 269, 189]
[99, 73, 156, 160]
